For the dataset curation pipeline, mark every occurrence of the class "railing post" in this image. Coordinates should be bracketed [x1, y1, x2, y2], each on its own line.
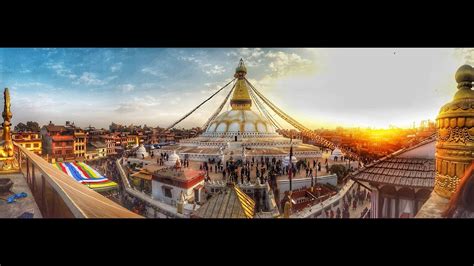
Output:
[26, 157, 30, 185]
[32, 163, 36, 192]
[41, 174, 46, 217]
[18, 148, 22, 171]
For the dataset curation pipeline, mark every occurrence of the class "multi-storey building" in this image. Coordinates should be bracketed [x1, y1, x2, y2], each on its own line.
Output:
[41, 122, 75, 162]
[73, 128, 87, 160]
[12, 131, 42, 155]
[100, 135, 116, 156]
[85, 141, 107, 160]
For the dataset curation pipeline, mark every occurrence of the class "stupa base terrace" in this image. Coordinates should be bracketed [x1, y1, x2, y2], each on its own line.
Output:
[161, 135, 322, 162]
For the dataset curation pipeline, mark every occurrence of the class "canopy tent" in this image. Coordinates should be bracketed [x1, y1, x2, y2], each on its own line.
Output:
[53, 162, 118, 192]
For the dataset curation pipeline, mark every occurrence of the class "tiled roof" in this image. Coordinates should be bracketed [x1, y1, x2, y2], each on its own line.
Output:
[351, 135, 436, 188]
[44, 125, 67, 132]
[193, 184, 255, 218]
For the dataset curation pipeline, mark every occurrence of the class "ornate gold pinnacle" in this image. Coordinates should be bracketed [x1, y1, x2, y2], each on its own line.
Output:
[0, 88, 19, 172]
[434, 65, 474, 198]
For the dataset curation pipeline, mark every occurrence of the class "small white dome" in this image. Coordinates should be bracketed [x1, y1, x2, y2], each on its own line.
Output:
[165, 151, 180, 167]
[136, 144, 149, 158]
[330, 147, 344, 160]
[283, 155, 297, 166]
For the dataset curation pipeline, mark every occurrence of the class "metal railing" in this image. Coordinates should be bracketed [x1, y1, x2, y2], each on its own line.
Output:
[14, 143, 142, 218]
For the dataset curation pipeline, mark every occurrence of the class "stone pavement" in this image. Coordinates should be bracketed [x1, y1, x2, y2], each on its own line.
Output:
[0, 173, 42, 218]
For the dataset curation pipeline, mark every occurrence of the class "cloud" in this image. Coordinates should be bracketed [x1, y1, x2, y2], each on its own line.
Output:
[118, 84, 135, 93]
[204, 65, 225, 75]
[454, 48, 474, 65]
[178, 55, 226, 76]
[110, 62, 123, 72]
[115, 96, 161, 113]
[46, 62, 78, 79]
[265, 51, 313, 76]
[10, 82, 63, 92]
[74, 72, 117, 86]
[141, 67, 167, 78]
[226, 48, 264, 67]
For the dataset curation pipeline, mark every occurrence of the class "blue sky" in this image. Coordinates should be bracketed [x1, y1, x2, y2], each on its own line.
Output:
[0, 48, 472, 129]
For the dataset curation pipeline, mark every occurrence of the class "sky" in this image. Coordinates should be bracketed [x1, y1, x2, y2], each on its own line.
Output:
[0, 48, 473, 130]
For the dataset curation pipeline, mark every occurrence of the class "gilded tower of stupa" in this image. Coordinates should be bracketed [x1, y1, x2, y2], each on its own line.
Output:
[435, 64, 474, 199]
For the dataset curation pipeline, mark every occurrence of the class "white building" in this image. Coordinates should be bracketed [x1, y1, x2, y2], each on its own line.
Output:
[151, 167, 205, 206]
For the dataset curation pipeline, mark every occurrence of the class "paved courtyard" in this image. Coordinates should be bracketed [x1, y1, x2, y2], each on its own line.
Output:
[0, 173, 42, 218]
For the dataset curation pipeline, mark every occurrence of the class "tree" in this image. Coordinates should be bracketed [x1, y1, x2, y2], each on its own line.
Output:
[329, 164, 349, 182]
[26, 121, 40, 132]
[14, 121, 40, 132]
[14, 122, 28, 132]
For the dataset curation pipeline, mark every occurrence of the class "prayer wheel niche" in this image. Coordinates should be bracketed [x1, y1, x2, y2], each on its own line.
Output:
[435, 64, 474, 199]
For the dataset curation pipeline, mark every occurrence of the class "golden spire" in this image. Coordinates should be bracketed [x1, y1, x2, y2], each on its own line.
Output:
[230, 59, 252, 110]
[1, 88, 13, 156]
[0, 88, 19, 172]
[434, 64, 474, 199]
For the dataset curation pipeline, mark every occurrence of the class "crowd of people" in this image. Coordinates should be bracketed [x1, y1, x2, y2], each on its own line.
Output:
[322, 183, 371, 219]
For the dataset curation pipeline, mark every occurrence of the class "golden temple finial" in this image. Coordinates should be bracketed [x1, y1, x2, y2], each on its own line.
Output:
[234, 58, 247, 77]
[231, 59, 252, 110]
[0, 88, 19, 172]
[434, 64, 474, 199]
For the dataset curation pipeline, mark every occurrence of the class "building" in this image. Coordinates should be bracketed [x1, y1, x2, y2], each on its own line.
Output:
[192, 183, 256, 218]
[151, 154, 205, 206]
[85, 141, 107, 160]
[101, 135, 116, 156]
[12, 131, 42, 155]
[352, 135, 436, 218]
[41, 122, 74, 162]
[73, 128, 87, 160]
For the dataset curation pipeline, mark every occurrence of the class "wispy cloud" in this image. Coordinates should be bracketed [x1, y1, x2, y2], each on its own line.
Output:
[73, 72, 117, 86]
[115, 95, 161, 113]
[46, 62, 78, 79]
[111, 62, 123, 72]
[118, 84, 135, 93]
[141, 67, 167, 79]
[265, 51, 313, 76]
[178, 55, 226, 76]
[226, 48, 264, 67]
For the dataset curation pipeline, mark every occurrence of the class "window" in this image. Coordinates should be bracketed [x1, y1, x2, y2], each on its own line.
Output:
[163, 187, 172, 198]
[25, 144, 31, 148]
[34, 143, 39, 148]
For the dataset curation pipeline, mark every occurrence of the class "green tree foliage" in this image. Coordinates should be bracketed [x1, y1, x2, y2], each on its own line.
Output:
[329, 164, 349, 181]
[14, 121, 40, 132]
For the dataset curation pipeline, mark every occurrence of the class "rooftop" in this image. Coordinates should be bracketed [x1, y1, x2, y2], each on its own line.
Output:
[192, 183, 255, 218]
[351, 135, 436, 188]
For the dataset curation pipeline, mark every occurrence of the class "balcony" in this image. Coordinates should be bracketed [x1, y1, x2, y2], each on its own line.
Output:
[11, 143, 142, 218]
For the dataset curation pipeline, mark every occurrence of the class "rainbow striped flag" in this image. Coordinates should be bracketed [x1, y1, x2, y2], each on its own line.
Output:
[54, 162, 118, 191]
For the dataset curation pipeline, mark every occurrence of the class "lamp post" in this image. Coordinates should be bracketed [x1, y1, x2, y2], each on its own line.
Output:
[288, 136, 293, 192]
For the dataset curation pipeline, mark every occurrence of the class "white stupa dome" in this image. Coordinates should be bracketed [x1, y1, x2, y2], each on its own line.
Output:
[283, 155, 297, 167]
[205, 110, 276, 135]
[165, 151, 180, 167]
[136, 144, 149, 159]
[330, 147, 344, 160]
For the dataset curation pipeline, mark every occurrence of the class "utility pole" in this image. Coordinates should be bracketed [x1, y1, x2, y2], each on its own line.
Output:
[289, 136, 293, 192]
